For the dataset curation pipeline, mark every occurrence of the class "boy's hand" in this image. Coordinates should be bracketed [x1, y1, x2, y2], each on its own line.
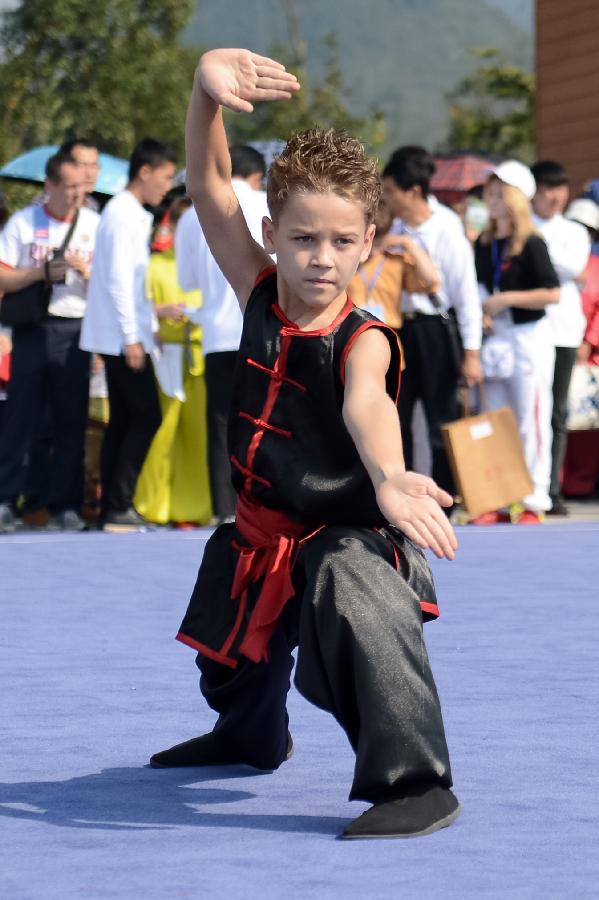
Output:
[376, 472, 458, 560]
[197, 49, 300, 113]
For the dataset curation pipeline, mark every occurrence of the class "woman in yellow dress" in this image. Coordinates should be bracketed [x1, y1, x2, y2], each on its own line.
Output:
[134, 198, 212, 526]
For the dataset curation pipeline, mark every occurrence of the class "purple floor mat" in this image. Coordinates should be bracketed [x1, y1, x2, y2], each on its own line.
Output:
[1, 524, 598, 899]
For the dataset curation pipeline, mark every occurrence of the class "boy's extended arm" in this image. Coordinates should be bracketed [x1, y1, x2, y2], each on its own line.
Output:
[342, 328, 457, 560]
[185, 49, 299, 308]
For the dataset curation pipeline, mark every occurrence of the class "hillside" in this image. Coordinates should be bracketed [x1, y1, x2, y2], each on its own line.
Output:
[182, 0, 532, 153]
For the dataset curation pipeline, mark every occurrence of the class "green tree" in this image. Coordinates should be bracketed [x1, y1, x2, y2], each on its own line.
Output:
[444, 48, 535, 162]
[224, 34, 387, 155]
[0, 0, 198, 166]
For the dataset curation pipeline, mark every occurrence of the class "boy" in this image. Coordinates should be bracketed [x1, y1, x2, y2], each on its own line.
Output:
[151, 49, 460, 840]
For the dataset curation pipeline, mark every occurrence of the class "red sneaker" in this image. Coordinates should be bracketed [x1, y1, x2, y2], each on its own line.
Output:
[514, 510, 543, 525]
[468, 510, 510, 525]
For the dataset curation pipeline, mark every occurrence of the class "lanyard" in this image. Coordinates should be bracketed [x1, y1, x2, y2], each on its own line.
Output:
[491, 239, 503, 292]
[359, 257, 385, 299]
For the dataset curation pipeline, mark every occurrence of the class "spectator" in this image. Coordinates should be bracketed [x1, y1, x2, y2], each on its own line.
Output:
[175, 144, 268, 524]
[382, 145, 482, 497]
[60, 138, 101, 210]
[80, 138, 176, 531]
[348, 199, 440, 327]
[562, 198, 599, 497]
[0, 151, 99, 533]
[474, 161, 560, 523]
[133, 197, 212, 526]
[531, 160, 590, 516]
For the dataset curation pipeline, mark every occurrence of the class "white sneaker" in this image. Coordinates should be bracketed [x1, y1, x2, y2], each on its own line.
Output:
[49, 509, 87, 532]
[0, 503, 16, 533]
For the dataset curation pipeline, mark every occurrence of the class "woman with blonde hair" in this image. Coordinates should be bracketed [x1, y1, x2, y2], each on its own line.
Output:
[473, 161, 560, 523]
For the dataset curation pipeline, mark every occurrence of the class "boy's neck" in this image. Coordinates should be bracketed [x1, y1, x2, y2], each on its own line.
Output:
[276, 278, 349, 332]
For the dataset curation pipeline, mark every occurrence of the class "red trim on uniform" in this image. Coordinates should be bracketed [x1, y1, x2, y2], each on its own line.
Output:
[420, 601, 440, 618]
[238, 410, 292, 438]
[273, 295, 354, 336]
[230, 455, 272, 488]
[339, 321, 402, 402]
[175, 632, 238, 668]
[253, 265, 277, 288]
[391, 542, 401, 572]
[244, 335, 292, 485]
[246, 357, 307, 393]
[0, 261, 15, 271]
[219, 587, 248, 657]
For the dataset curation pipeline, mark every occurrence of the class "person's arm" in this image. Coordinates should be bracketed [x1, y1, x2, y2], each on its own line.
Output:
[104, 220, 146, 370]
[442, 232, 483, 386]
[483, 287, 560, 317]
[342, 327, 457, 559]
[186, 49, 299, 308]
[483, 237, 561, 317]
[0, 214, 65, 291]
[385, 235, 441, 293]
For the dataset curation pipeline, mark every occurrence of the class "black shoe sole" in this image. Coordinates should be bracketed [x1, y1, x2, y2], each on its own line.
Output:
[341, 803, 461, 840]
[149, 734, 294, 771]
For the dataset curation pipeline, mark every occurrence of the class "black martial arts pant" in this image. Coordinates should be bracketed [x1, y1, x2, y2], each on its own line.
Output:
[397, 315, 460, 496]
[0, 317, 89, 513]
[101, 353, 161, 518]
[550, 346, 578, 503]
[204, 351, 238, 519]
[192, 525, 452, 803]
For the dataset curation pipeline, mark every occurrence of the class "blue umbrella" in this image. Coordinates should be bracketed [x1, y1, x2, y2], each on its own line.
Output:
[0, 145, 129, 196]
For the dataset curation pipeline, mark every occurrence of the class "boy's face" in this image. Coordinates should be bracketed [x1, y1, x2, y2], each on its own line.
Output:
[263, 191, 375, 311]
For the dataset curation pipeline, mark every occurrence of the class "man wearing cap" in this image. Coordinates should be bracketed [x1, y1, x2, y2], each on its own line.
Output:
[382, 145, 483, 499]
[530, 161, 590, 516]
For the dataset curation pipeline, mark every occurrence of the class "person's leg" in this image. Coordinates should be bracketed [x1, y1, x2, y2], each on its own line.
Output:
[417, 318, 459, 495]
[296, 525, 452, 803]
[44, 319, 90, 514]
[102, 354, 162, 516]
[0, 325, 46, 507]
[396, 324, 419, 472]
[151, 525, 295, 769]
[100, 355, 128, 519]
[549, 346, 578, 507]
[204, 351, 238, 519]
[511, 321, 554, 514]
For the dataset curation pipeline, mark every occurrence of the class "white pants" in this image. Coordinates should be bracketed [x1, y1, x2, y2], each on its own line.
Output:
[484, 314, 555, 513]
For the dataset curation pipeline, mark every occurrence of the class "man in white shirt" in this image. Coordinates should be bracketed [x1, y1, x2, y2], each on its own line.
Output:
[175, 145, 268, 522]
[531, 160, 590, 515]
[81, 138, 176, 529]
[0, 151, 99, 532]
[382, 145, 482, 497]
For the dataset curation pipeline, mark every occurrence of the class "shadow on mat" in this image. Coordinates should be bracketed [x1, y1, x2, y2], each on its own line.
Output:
[0, 767, 347, 836]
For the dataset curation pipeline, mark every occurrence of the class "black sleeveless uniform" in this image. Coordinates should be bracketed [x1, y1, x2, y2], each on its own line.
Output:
[177, 269, 452, 803]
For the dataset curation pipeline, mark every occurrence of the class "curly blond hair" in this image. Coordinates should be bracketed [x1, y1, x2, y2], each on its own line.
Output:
[266, 128, 381, 225]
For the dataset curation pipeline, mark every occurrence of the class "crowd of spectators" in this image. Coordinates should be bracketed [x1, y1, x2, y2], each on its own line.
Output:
[0, 135, 597, 534]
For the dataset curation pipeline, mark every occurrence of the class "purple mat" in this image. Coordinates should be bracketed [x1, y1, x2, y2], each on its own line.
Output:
[1, 524, 598, 899]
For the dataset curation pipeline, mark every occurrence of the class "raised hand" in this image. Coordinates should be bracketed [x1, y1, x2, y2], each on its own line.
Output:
[198, 48, 300, 113]
[376, 471, 458, 560]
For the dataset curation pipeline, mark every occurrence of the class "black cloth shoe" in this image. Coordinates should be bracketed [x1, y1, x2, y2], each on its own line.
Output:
[342, 784, 460, 840]
[103, 508, 148, 532]
[149, 731, 293, 771]
[546, 500, 569, 517]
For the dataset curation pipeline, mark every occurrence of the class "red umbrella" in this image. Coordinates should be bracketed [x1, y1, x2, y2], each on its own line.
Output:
[431, 155, 494, 193]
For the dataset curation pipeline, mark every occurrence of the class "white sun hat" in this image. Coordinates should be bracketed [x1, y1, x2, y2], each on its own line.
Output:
[565, 198, 599, 232]
[491, 160, 536, 200]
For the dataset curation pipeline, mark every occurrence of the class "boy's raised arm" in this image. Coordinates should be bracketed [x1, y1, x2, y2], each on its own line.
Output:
[185, 49, 300, 308]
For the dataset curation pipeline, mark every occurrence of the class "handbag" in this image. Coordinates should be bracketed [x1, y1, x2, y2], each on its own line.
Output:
[442, 392, 533, 516]
[566, 363, 599, 430]
[429, 292, 463, 377]
[0, 209, 80, 328]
